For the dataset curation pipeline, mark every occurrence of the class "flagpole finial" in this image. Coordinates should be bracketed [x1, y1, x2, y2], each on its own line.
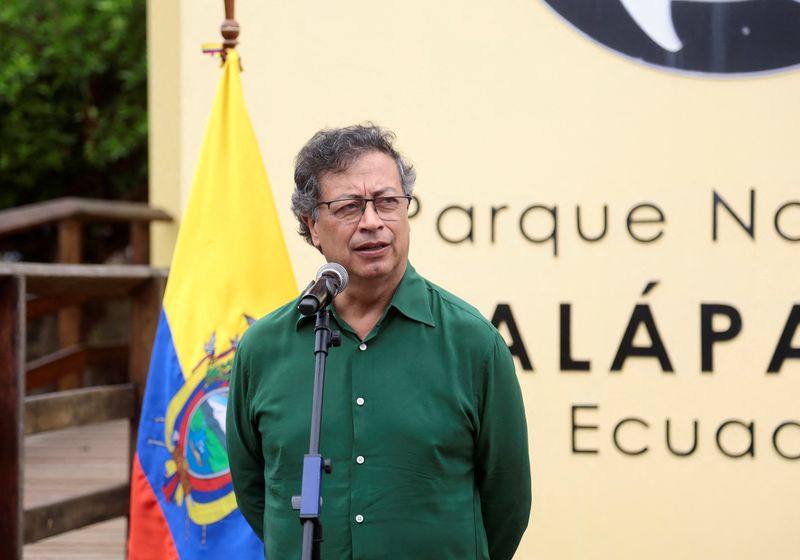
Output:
[221, 0, 239, 55]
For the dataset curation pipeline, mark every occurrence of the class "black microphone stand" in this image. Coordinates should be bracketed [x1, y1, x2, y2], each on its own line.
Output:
[292, 308, 340, 560]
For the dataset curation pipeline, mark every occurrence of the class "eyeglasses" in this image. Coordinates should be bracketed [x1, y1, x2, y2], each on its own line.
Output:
[317, 195, 412, 224]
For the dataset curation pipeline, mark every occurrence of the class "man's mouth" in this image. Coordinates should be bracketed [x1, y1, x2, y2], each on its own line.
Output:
[354, 241, 389, 254]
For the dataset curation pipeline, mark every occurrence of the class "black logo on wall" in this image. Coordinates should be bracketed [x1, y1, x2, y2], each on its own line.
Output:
[541, 0, 800, 75]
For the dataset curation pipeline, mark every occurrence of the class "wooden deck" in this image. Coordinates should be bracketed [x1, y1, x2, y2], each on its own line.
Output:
[23, 420, 129, 560]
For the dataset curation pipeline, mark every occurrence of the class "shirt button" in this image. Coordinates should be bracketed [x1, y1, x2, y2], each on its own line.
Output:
[356, 397, 365, 406]
[356, 455, 365, 464]
[358, 342, 367, 351]
[355, 514, 364, 523]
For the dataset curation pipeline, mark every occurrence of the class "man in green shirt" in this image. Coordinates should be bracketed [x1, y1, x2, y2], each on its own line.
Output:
[227, 124, 531, 559]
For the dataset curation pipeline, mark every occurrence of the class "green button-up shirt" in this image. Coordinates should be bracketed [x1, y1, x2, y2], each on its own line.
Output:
[227, 264, 531, 559]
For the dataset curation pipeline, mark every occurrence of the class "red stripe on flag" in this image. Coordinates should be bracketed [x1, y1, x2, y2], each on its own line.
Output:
[128, 454, 179, 560]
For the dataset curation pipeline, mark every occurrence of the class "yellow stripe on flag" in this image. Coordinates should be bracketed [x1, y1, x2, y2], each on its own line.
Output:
[163, 49, 296, 377]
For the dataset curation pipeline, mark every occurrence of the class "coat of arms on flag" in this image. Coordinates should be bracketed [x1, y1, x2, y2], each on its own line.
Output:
[160, 317, 253, 525]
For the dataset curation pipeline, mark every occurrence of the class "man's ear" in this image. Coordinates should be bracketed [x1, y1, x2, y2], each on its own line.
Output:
[302, 215, 322, 250]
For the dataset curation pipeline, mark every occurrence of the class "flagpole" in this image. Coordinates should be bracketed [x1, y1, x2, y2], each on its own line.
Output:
[221, 0, 239, 59]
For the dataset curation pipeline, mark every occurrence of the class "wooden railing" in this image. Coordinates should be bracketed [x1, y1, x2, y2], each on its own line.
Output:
[0, 197, 171, 265]
[0, 199, 171, 560]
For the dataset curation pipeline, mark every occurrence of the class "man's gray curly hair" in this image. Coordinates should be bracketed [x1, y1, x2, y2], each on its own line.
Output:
[291, 123, 416, 245]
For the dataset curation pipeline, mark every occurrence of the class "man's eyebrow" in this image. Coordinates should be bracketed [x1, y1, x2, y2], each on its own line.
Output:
[372, 186, 403, 197]
[328, 186, 402, 200]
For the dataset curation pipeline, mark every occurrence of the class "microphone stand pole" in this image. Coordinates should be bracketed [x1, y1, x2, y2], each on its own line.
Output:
[292, 308, 339, 560]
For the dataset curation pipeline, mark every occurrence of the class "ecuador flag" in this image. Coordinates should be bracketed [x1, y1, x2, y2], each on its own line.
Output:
[128, 50, 296, 559]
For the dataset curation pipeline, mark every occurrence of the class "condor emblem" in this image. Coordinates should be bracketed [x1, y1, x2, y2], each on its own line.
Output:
[541, 0, 800, 75]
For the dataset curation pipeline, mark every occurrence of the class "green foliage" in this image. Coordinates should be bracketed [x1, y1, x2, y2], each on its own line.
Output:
[0, 0, 147, 209]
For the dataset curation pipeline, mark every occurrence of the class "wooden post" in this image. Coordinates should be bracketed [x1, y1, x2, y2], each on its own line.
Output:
[57, 219, 83, 389]
[129, 221, 150, 265]
[57, 218, 82, 263]
[0, 275, 25, 560]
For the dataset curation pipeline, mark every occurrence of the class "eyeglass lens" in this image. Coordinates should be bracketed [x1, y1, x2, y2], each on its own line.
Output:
[327, 197, 410, 223]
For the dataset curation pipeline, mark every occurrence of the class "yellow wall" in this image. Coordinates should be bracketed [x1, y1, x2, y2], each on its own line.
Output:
[148, 1, 800, 557]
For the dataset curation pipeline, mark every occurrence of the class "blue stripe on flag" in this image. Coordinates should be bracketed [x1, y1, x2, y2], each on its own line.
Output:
[137, 310, 264, 558]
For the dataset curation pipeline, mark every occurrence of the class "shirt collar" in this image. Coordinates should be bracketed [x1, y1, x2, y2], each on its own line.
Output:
[294, 262, 435, 330]
[387, 263, 436, 327]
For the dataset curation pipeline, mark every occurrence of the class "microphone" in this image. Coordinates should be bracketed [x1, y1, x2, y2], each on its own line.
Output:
[297, 263, 349, 316]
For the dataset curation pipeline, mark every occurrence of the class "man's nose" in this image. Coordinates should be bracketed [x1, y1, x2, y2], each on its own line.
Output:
[358, 200, 384, 229]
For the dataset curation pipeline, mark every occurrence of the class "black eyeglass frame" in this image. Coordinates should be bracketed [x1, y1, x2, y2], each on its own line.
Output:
[315, 195, 413, 219]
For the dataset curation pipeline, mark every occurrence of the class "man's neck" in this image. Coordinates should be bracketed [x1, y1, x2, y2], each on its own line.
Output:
[333, 265, 406, 340]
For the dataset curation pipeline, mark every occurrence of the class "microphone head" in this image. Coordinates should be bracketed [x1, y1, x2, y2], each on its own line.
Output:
[317, 262, 349, 295]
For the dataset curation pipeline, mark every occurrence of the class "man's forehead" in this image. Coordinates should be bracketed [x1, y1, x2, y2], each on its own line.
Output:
[319, 151, 402, 191]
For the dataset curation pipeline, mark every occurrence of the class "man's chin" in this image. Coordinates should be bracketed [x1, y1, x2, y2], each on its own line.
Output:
[350, 260, 404, 282]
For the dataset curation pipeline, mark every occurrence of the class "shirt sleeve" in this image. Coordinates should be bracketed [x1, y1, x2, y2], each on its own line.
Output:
[226, 334, 266, 541]
[475, 332, 532, 560]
